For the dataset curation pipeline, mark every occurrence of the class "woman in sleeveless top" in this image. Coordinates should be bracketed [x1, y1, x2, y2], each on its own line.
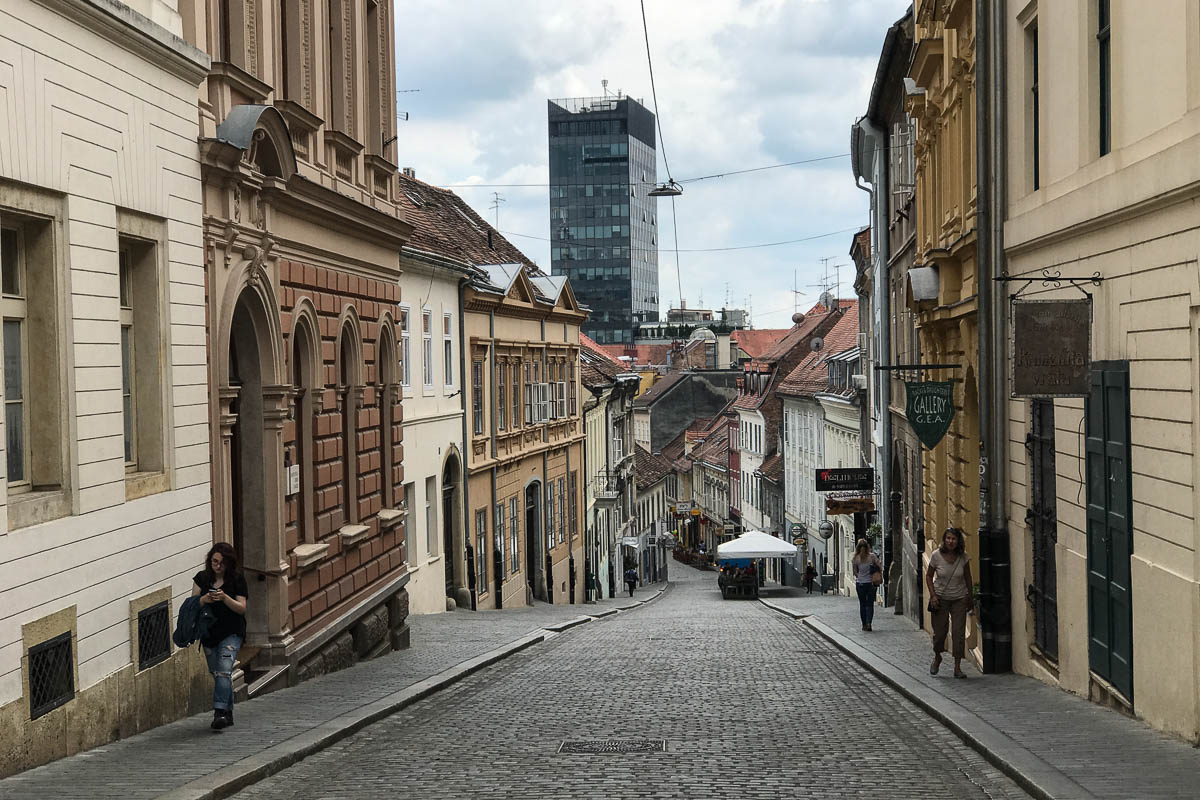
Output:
[851, 539, 881, 631]
[925, 527, 975, 678]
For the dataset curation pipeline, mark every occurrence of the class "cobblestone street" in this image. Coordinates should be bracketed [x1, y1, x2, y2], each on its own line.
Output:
[231, 566, 1029, 800]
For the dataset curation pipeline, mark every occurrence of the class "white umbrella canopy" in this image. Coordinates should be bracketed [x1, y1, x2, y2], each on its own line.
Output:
[716, 530, 797, 559]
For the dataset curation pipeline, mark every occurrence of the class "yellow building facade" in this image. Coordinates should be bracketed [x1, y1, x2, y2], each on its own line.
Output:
[907, 0, 982, 658]
[463, 266, 587, 609]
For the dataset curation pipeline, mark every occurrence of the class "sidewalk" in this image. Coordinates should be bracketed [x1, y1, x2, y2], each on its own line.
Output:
[0, 585, 667, 800]
[759, 584, 1200, 800]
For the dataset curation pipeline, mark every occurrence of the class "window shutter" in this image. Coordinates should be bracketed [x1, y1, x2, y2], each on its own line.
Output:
[557, 381, 567, 418]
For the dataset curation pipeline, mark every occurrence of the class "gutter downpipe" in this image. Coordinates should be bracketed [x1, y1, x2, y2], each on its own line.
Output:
[976, 0, 1012, 673]
[855, 118, 892, 609]
[458, 276, 473, 611]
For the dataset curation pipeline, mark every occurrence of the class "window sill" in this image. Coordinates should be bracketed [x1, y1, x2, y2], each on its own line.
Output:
[7, 488, 69, 531]
[378, 508, 406, 528]
[294, 543, 329, 570]
[125, 471, 169, 502]
[338, 523, 370, 547]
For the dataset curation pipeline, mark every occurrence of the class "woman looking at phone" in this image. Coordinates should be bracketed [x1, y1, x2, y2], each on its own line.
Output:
[191, 542, 248, 730]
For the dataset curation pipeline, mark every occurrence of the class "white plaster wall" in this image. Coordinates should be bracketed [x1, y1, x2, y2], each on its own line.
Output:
[399, 263, 464, 615]
[0, 0, 209, 703]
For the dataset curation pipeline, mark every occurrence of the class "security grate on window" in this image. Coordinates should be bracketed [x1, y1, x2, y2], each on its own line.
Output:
[29, 631, 74, 719]
[137, 601, 171, 671]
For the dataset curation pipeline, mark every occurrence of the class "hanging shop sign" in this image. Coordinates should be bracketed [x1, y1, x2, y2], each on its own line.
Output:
[825, 496, 876, 515]
[905, 380, 955, 450]
[1012, 298, 1091, 398]
[815, 467, 874, 493]
[818, 520, 834, 539]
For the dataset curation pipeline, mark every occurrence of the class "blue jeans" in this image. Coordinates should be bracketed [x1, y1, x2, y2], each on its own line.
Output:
[203, 634, 242, 711]
[856, 582, 876, 626]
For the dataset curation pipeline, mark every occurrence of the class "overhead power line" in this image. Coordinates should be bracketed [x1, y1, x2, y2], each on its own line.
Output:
[500, 225, 863, 254]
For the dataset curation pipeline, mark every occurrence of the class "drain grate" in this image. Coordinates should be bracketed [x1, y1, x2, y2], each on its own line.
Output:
[558, 739, 667, 754]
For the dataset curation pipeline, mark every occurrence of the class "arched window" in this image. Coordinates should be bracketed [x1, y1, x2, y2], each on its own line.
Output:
[337, 319, 362, 526]
[291, 316, 319, 541]
[376, 321, 398, 509]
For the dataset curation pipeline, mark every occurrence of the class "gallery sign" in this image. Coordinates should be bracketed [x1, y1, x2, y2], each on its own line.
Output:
[906, 381, 955, 450]
[1012, 298, 1091, 397]
[815, 468, 874, 492]
[825, 496, 876, 515]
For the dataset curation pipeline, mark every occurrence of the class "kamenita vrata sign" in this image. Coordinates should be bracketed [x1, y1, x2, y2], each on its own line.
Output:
[906, 381, 955, 450]
[1011, 298, 1091, 397]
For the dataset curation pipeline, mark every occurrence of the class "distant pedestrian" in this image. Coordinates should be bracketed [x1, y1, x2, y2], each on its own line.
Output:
[926, 526, 975, 679]
[624, 567, 638, 597]
[192, 542, 248, 730]
[804, 561, 817, 594]
[852, 539, 881, 631]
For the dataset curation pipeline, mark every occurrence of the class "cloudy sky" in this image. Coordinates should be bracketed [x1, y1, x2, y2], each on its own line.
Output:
[393, 0, 908, 330]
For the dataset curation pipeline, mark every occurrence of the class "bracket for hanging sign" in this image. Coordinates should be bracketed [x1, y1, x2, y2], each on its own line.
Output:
[995, 269, 1103, 301]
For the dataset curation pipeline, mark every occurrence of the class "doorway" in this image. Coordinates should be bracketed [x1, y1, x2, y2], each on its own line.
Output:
[443, 455, 460, 597]
[525, 481, 542, 600]
[1029, 398, 1059, 661]
[227, 296, 267, 640]
[1085, 362, 1133, 701]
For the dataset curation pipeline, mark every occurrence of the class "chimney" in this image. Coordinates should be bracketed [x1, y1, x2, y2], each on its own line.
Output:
[681, 300, 687, 309]
[401, 167, 415, 178]
[487, 229, 494, 249]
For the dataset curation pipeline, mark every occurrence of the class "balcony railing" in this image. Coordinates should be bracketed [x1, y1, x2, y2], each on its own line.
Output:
[594, 468, 625, 501]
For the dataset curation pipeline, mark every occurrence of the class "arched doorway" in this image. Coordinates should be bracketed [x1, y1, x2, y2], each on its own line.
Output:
[227, 295, 269, 641]
[442, 453, 462, 601]
[525, 481, 543, 601]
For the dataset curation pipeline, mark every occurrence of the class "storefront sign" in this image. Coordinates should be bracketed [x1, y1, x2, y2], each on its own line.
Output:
[815, 467, 874, 493]
[905, 381, 955, 450]
[825, 496, 876, 514]
[818, 520, 834, 539]
[789, 522, 805, 537]
[1012, 298, 1091, 397]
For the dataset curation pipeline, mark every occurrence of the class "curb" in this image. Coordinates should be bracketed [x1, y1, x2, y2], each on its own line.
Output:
[160, 631, 545, 800]
[801, 616, 1094, 800]
[160, 589, 669, 800]
[758, 598, 808, 620]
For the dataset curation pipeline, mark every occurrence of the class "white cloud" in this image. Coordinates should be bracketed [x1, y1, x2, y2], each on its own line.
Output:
[394, 0, 908, 328]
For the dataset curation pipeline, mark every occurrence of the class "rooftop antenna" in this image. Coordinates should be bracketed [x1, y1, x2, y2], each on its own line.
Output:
[488, 192, 506, 228]
[602, 79, 610, 97]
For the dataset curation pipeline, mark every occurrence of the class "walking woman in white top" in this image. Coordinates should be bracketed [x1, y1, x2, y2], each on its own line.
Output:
[926, 527, 975, 679]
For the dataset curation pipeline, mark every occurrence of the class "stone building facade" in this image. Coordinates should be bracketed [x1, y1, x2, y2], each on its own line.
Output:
[1001, 0, 1200, 742]
[0, 0, 212, 775]
[182, 0, 412, 691]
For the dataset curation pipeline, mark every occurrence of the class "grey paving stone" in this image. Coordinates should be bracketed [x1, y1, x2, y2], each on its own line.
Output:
[230, 566, 1030, 800]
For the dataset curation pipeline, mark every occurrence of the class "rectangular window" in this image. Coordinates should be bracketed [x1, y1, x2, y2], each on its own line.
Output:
[1098, 0, 1111, 156]
[556, 379, 567, 419]
[404, 482, 416, 565]
[1029, 21, 1040, 190]
[547, 480, 556, 550]
[443, 313, 453, 387]
[496, 361, 506, 430]
[425, 476, 437, 556]
[2, 225, 27, 488]
[422, 309, 433, 387]
[538, 382, 550, 423]
[399, 307, 411, 387]
[119, 246, 135, 467]
[557, 476, 565, 545]
[524, 362, 533, 424]
[494, 502, 506, 579]
[475, 508, 488, 593]
[568, 360, 576, 415]
[472, 360, 484, 435]
[28, 631, 74, 719]
[509, 496, 520, 574]
[511, 363, 521, 428]
[568, 470, 577, 541]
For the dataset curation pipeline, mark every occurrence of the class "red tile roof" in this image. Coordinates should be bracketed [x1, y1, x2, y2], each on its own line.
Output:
[600, 343, 673, 367]
[778, 302, 861, 397]
[691, 424, 730, 470]
[758, 452, 784, 484]
[731, 328, 790, 358]
[634, 445, 675, 489]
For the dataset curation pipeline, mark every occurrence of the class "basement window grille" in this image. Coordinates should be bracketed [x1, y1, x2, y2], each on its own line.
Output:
[28, 631, 74, 719]
[137, 601, 171, 671]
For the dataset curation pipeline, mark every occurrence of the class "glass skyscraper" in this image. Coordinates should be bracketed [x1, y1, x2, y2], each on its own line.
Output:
[548, 95, 658, 344]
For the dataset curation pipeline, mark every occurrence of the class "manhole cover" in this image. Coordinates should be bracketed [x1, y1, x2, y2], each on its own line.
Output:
[557, 739, 667, 754]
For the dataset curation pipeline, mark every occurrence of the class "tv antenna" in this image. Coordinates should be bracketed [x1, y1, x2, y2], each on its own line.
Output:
[489, 192, 506, 228]
[602, 79, 610, 97]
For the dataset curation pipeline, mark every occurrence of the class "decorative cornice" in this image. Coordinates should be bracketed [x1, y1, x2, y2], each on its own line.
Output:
[36, 0, 210, 84]
[264, 173, 411, 254]
[209, 61, 273, 103]
[274, 99, 323, 133]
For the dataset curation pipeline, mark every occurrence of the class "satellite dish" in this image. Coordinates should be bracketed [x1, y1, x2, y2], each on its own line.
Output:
[819, 291, 836, 310]
[810, 337, 824, 353]
[791, 312, 805, 324]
